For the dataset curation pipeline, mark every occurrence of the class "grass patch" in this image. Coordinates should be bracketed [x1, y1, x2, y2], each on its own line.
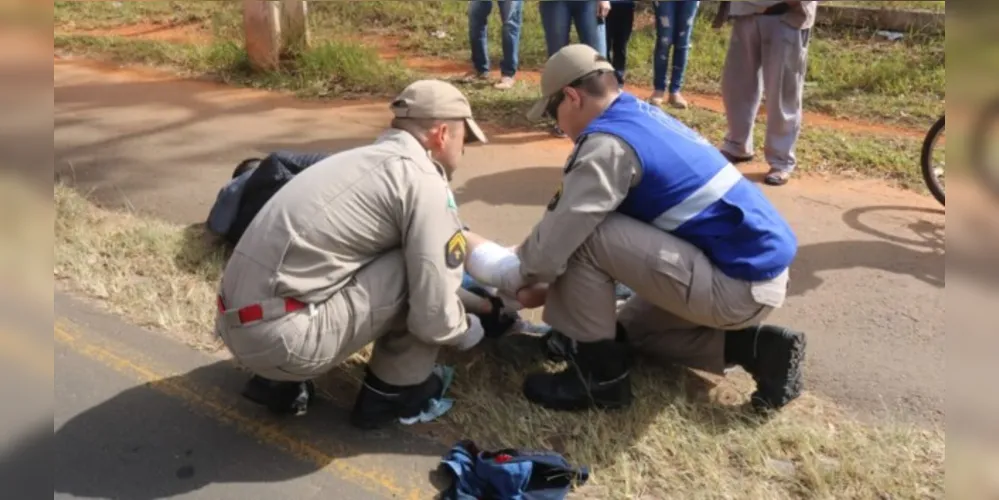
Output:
[54, 182, 944, 499]
[54, 1, 945, 128]
[54, 33, 930, 190]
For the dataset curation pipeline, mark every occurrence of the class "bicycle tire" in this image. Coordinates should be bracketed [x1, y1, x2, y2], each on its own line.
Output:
[920, 115, 945, 206]
[971, 97, 999, 201]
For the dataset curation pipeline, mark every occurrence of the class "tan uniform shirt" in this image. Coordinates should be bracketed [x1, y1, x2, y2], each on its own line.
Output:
[729, 0, 818, 29]
[224, 129, 469, 346]
[517, 133, 642, 283]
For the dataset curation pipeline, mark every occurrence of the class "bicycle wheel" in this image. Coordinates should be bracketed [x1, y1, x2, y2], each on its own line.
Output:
[920, 115, 945, 206]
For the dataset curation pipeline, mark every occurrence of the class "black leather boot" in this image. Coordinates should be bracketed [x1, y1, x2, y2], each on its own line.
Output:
[523, 338, 633, 411]
[349, 367, 443, 430]
[241, 375, 315, 416]
[543, 323, 629, 363]
[724, 325, 806, 412]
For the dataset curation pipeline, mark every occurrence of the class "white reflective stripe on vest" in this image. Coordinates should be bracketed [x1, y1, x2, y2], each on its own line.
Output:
[651, 163, 743, 232]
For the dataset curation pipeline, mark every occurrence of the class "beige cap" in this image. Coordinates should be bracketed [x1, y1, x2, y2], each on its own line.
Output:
[527, 44, 615, 122]
[390, 79, 488, 144]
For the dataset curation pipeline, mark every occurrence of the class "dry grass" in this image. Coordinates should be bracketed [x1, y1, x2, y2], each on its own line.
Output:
[54, 183, 944, 498]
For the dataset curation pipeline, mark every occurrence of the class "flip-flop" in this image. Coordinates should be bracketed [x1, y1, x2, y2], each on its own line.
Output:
[764, 170, 791, 186]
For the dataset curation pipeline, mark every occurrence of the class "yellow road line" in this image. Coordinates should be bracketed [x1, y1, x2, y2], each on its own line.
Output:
[0, 327, 53, 381]
[54, 322, 429, 500]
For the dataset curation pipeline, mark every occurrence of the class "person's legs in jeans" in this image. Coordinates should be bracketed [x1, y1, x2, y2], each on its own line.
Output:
[650, 0, 672, 104]
[538, 0, 571, 57]
[494, 0, 524, 89]
[666, 0, 700, 108]
[466, 0, 493, 80]
[605, 2, 635, 87]
[569, 0, 602, 55]
[538, 1, 572, 137]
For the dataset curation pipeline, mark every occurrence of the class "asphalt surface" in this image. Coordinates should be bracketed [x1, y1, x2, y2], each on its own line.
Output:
[53, 57, 946, 430]
[51, 292, 448, 500]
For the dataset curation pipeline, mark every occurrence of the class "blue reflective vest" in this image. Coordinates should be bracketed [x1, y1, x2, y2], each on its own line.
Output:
[581, 92, 797, 281]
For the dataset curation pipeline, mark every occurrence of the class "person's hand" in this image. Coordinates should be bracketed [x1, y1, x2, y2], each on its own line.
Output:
[598, 1, 611, 19]
[515, 283, 548, 309]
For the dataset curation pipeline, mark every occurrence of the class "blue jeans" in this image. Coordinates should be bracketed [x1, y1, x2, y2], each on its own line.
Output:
[538, 0, 605, 58]
[653, 0, 699, 93]
[468, 0, 524, 77]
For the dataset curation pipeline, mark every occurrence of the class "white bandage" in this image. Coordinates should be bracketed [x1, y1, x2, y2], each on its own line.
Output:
[465, 241, 525, 294]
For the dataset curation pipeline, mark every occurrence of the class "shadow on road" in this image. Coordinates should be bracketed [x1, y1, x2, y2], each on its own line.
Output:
[50, 359, 446, 500]
[454, 166, 563, 207]
[785, 204, 946, 294]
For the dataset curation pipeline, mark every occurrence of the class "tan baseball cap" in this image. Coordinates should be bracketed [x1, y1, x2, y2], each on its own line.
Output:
[527, 44, 616, 122]
[390, 79, 488, 144]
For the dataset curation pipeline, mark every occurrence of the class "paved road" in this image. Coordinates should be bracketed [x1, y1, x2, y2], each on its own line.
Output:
[54, 57, 946, 426]
[51, 292, 448, 499]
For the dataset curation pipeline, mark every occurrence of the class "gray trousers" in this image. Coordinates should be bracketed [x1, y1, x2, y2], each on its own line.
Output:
[721, 15, 811, 173]
[541, 213, 788, 375]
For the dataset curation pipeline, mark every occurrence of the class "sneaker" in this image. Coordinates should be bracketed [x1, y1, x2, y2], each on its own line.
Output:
[668, 92, 689, 109]
[459, 71, 489, 83]
[493, 76, 515, 90]
[648, 91, 665, 106]
[550, 125, 567, 138]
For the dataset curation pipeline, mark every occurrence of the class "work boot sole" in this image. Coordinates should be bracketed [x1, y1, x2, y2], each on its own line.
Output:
[750, 326, 806, 412]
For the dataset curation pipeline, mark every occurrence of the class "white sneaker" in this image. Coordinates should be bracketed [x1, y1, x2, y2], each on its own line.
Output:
[493, 76, 515, 90]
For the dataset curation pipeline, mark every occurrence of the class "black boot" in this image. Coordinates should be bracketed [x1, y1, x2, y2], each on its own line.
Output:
[724, 325, 806, 412]
[543, 323, 628, 363]
[241, 375, 315, 416]
[523, 338, 633, 411]
[349, 367, 443, 430]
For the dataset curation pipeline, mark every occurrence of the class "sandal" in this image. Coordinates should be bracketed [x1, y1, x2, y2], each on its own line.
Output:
[764, 169, 792, 186]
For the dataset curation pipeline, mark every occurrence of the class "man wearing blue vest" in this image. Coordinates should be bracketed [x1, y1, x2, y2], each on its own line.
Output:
[475, 44, 805, 413]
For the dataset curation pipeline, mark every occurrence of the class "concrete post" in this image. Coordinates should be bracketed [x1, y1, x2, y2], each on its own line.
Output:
[242, 0, 282, 71]
[280, 0, 310, 56]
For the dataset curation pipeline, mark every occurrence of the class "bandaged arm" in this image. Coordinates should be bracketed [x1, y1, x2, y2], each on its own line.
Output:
[463, 232, 527, 297]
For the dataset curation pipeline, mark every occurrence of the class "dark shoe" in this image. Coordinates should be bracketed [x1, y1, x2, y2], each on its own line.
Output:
[523, 338, 633, 411]
[719, 150, 754, 164]
[724, 325, 806, 412]
[349, 368, 443, 430]
[764, 169, 792, 186]
[544, 323, 629, 362]
[551, 125, 567, 138]
[241, 375, 315, 416]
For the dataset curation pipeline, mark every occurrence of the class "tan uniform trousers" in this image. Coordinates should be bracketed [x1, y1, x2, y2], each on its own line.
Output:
[542, 213, 789, 374]
[217, 250, 439, 387]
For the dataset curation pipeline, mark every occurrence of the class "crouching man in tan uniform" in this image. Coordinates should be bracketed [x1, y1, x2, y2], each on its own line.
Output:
[468, 45, 806, 414]
[215, 80, 491, 429]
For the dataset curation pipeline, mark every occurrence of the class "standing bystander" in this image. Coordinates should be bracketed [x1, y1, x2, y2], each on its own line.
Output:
[464, 0, 524, 90]
[604, 0, 636, 88]
[716, 1, 818, 186]
[649, 0, 701, 109]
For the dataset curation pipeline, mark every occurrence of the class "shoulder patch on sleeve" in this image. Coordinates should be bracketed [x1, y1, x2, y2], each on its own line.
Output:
[445, 230, 467, 269]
